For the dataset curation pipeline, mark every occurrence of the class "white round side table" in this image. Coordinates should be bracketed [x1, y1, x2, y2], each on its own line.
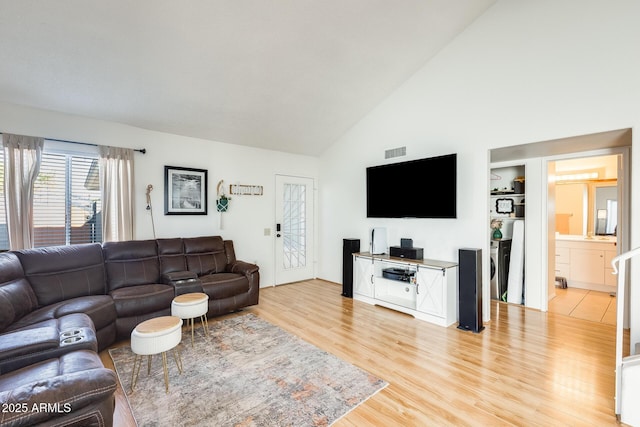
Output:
[171, 292, 209, 346]
[130, 316, 183, 393]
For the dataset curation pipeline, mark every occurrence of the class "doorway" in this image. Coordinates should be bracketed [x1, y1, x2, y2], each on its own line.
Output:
[547, 154, 622, 322]
[274, 175, 315, 285]
[488, 128, 631, 317]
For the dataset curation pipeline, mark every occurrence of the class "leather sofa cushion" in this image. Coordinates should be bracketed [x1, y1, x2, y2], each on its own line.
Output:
[109, 284, 175, 317]
[115, 310, 171, 340]
[201, 273, 249, 299]
[0, 350, 117, 426]
[157, 237, 187, 274]
[223, 240, 237, 264]
[50, 295, 117, 331]
[0, 349, 109, 392]
[184, 236, 228, 275]
[103, 239, 161, 291]
[14, 243, 106, 307]
[0, 252, 38, 332]
[7, 295, 117, 333]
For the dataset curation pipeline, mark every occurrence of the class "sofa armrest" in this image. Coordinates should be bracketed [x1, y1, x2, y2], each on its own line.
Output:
[0, 324, 97, 375]
[162, 271, 198, 283]
[228, 261, 259, 275]
[162, 271, 203, 295]
[0, 327, 59, 361]
[0, 354, 117, 427]
[228, 261, 260, 300]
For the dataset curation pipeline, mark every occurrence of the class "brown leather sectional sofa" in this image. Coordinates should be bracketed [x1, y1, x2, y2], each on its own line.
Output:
[0, 235, 259, 426]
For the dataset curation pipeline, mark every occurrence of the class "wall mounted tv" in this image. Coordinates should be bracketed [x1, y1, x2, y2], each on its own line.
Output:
[366, 153, 457, 218]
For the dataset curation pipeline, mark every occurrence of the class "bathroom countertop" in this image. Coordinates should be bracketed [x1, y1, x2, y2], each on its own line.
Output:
[555, 234, 616, 243]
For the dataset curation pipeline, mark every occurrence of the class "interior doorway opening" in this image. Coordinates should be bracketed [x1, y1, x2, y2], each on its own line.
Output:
[547, 153, 622, 324]
[488, 128, 631, 320]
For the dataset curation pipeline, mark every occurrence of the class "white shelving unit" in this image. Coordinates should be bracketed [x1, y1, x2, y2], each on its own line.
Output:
[490, 165, 525, 240]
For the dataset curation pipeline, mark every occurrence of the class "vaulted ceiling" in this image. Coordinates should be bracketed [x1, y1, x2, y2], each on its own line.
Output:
[0, 1, 496, 156]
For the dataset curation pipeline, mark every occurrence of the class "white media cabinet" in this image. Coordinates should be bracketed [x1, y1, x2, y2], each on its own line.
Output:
[353, 252, 458, 327]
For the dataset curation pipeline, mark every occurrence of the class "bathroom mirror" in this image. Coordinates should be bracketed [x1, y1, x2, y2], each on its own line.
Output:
[553, 154, 619, 237]
[555, 181, 617, 236]
[594, 184, 617, 235]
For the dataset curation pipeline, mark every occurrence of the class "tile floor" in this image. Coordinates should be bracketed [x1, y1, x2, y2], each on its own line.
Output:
[548, 287, 617, 325]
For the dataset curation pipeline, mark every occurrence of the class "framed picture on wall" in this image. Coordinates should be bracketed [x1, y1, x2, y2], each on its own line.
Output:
[164, 166, 208, 215]
[495, 198, 514, 214]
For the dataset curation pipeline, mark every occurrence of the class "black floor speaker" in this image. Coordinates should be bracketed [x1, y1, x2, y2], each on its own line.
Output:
[342, 239, 360, 297]
[458, 248, 484, 333]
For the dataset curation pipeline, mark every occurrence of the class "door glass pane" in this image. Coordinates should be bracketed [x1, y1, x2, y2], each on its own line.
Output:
[283, 183, 306, 269]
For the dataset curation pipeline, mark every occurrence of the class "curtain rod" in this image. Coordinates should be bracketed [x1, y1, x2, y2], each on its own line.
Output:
[0, 133, 146, 154]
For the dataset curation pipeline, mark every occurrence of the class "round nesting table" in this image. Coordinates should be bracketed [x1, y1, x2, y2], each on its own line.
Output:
[130, 316, 183, 393]
[171, 292, 209, 346]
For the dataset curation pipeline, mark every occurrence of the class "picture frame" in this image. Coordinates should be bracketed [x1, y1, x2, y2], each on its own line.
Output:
[164, 166, 208, 215]
[495, 198, 514, 214]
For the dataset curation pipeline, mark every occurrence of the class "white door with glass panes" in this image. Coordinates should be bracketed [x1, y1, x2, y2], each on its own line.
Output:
[274, 175, 314, 285]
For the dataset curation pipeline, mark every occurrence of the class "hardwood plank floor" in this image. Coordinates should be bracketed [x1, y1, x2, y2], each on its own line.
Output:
[100, 279, 625, 426]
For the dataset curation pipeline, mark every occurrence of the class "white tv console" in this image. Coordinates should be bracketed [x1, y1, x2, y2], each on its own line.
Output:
[353, 252, 458, 327]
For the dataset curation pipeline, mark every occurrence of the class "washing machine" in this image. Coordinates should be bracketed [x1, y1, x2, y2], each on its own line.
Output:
[490, 239, 512, 301]
[490, 244, 498, 295]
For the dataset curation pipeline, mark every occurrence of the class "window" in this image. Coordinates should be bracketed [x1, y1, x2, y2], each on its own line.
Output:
[282, 182, 306, 269]
[0, 163, 6, 250]
[0, 141, 102, 250]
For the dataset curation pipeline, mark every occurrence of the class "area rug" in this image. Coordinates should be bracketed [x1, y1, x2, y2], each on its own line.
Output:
[109, 313, 387, 426]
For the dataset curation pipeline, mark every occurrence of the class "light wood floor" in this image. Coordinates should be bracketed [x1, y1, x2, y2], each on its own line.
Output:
[100, 279, 626, 426]
[548, 287, 617, 325]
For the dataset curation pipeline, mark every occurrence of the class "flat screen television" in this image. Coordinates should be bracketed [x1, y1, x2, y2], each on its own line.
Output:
[366, 153, 456, 218]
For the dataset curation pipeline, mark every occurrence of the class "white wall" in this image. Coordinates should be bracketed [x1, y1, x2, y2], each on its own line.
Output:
[0, 102, 319, 287]
[317, 0, 640, 340]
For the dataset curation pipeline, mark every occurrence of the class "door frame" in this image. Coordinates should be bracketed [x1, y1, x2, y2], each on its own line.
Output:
[487, 128, 632, 321]
[273, 174, 316, 286]
[544, 147, 630, 320]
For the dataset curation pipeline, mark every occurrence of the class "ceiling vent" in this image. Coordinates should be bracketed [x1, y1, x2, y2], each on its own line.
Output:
[385, 146, 406, 159]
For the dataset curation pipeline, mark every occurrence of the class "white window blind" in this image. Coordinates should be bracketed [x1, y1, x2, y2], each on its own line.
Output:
[0, 141, 102, 250]
[32, 152, 102, 247]
[0, 161, 6, 250]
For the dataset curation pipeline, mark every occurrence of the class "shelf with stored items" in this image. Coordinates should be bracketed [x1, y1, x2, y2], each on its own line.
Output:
[353, 252, 458, 327]
[490, 165, 525, 220]
[490, 193, 525, 220]
[490, 166, 526, 242]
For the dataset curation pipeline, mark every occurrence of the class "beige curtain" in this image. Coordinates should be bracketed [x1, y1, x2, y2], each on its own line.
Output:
[99, 145, 134, 242]
[2, 133, 44, 249]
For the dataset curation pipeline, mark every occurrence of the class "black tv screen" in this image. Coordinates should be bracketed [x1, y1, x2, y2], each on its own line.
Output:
[366, 153, 456, 218]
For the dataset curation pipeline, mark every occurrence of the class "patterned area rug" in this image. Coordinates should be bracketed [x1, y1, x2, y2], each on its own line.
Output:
[109, 313, 387, 426]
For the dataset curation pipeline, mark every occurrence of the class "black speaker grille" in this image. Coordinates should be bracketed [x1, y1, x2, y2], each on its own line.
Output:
[457, 248, 484, 333]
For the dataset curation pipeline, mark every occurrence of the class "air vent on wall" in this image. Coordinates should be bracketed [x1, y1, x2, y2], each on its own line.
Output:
[385, 146, 406, 159]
